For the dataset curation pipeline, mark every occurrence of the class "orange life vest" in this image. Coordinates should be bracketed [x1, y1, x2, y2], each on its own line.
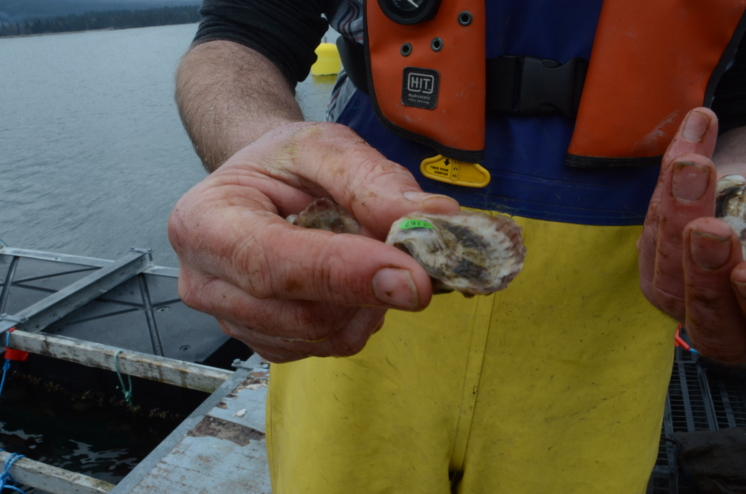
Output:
[364, 0, 746, 166]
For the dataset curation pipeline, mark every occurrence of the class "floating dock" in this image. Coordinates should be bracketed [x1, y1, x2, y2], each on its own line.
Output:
[110, 353, 270, 494]
[0, 246, 268, 493]
[0, 352, 271, 494]
[2, 246, 745, 494]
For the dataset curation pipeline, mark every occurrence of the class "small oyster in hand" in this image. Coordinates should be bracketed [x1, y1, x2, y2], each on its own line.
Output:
[287, 199, 525, 296]
[385, 211, 525, 296]
[716, 175, 746, 258]
[287, 198, 360, 234]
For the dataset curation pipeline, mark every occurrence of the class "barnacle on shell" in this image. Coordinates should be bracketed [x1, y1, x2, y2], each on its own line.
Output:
[385, 211, 525, 296]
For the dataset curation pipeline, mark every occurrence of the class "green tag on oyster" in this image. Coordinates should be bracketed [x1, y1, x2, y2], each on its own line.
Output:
[400, 219, 433, 230]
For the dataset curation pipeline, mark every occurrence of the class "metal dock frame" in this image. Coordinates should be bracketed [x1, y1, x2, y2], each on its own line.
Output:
[0, 248, 271, 493]
[1, 248, 153, 337]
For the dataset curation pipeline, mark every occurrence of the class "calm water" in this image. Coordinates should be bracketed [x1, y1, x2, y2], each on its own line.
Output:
[0, 378, 177, 487]
[0, 23, 336, 487]
[0, 23, 336, 268]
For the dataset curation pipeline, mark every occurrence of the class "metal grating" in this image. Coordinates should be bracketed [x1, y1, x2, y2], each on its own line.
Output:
[647, 397, 677, 494]
[647, 346, 746, 493]
[709, 378, 746, 429]
[668, 360, 717, 432]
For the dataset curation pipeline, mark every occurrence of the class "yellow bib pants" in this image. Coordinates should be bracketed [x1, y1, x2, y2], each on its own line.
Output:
[267, 216, 674, 493]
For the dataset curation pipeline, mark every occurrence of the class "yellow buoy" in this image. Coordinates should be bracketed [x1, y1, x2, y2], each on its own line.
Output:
[311, 41, 341, 76]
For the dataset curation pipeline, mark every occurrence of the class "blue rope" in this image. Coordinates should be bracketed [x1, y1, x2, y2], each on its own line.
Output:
[114, 350, 133, 409]
[0, 333, 12, 398]
[0, 239, 7, 248]
[0, 450, 27, 493]
[0, 359, 10, 399]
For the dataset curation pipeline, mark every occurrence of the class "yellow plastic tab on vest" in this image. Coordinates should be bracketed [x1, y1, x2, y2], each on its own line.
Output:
[420, 155, 491, 188]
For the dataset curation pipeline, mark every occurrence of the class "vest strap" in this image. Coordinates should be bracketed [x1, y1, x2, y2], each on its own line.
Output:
[337, 36, 369, 97]
[337, 36, 587, 118]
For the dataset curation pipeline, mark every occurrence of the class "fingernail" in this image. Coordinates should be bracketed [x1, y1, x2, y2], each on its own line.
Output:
[732, 265, 746, 297]
[403, 191, 459, 206]
[691, 231, 732, 269]
[682, 111, 710, 142]
[672, 161, 709, 201]
[372, 268, 419, 309]
[734, 280, 746, 299]
[373, 317, 386, 333]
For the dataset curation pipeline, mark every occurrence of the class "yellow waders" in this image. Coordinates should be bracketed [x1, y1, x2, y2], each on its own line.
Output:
[267, 215, 674, 493]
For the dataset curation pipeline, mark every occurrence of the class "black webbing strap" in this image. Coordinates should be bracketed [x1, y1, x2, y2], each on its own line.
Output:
[337, 36, 369, 96]
[337, 36, 588, 118]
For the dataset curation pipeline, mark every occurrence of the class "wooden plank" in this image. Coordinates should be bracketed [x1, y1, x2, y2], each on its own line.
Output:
[8, 330, 232, 393]
[119, 359, 272, 494]
[128, 426, 271, 494]
[206, 365, 269, 434]
[0, 451, 114, 494]
[110, 361, 264, 494]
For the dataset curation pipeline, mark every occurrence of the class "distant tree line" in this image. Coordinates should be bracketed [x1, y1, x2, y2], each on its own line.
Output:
[0, 5, 200, 37]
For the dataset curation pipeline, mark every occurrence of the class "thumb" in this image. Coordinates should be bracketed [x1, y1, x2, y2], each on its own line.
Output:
[232, 121, 462, 238]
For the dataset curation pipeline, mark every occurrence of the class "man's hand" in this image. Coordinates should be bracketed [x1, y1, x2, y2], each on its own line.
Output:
[639, 107, 746, 363]
[168, 122, 460, 363]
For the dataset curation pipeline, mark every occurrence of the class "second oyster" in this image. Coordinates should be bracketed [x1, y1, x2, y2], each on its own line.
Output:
[716, 175, 746, 258]
[386, 211, 526, 296]
[287, 197, 360, 234]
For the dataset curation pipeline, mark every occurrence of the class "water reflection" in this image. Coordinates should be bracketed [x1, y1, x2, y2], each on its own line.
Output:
[0, 374, 179, 486]
[0, 22, 338, 491]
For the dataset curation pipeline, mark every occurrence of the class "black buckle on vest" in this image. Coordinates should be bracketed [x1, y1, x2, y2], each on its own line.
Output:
[337, 36, 589, 119]
[487, 55, 588, 118]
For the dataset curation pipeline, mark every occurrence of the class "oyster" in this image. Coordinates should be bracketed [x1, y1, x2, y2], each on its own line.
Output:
[287, 197, 360, 234]
[288, 199, 526, 296]
[385, 211, 525, 296]
[716, 175, 746, 258]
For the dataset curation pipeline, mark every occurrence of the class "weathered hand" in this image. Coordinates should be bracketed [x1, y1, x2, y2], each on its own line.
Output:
[639, 108, 746, 363]
[168, 122, 460, 363]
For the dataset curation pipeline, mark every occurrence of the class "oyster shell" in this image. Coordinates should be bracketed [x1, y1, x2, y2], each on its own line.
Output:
[385, 211, 525, 296]
[288, 199, 526, 296]
[716, 175, 746, 258]
[287, 197, 360, 234]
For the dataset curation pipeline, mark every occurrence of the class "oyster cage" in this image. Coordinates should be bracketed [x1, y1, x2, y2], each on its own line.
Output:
[646, 347, 746, 494]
